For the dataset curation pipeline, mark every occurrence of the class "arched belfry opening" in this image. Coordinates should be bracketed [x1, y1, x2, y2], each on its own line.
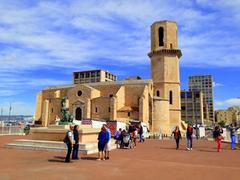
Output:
[156, 90, 160, 97]
[158, 27, 164, 47]
[75, 107, 82, 120]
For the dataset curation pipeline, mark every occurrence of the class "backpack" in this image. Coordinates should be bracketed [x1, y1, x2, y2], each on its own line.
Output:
[63, 131, 70, 143]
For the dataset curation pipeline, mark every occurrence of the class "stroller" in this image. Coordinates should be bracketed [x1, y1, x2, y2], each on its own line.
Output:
[121, 133, 134, 149]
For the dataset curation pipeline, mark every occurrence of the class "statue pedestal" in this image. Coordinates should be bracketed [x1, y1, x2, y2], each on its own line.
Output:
[31, 125, 100, 143]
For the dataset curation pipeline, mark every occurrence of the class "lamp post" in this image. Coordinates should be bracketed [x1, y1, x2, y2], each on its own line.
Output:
[8, 103, 12, 122]
[193, 92, 198, 140]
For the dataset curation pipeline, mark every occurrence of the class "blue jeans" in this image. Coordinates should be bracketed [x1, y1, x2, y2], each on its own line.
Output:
[231, 135, 236, 150]
[187, 137, 192, 149]
[139, 133, 144, 142]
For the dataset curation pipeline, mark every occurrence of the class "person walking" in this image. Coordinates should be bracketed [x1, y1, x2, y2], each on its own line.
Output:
[228, 123, 239, 150]
[213, 125, 223, 152]
[139, 125, 144, 142]
[64, 125, 74, 163]
[104, 125, 111, 160]
[132, 126, 138, 147]
[172, 126, 182, 150]
[114, 128, 122, 140]
[114, 128, 122, 148]
[186, 124, 193, 151]
[97, 126, 108, 161]
[72, 125, 79, 160]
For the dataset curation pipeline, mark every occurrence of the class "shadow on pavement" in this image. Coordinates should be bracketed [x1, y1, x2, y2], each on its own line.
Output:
[157, 147, 186, 151]
[48, 156, 66, 163]
[54, 156, 65, 160]
[197, 149, 217, 153]
[48, 159, 65, 163]
[81, 157, 98, 161]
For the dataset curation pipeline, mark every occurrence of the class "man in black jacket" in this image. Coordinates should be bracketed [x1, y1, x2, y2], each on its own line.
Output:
[72, 125, 79, 160]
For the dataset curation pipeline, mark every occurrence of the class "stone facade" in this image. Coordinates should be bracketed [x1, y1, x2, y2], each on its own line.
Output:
[215, 107, 240, 125]
[35, 20, 185, 135]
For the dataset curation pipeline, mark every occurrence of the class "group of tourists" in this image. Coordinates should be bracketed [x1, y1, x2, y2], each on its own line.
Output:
[172, 124, 193, 150]
[63, 125, 79, 163]
[97, 124, 145, 160]
[63, 122, 239, 163]
[114, 124, 144, 148]
[172, 123, 240, 152]
[63, 123, 145, 163]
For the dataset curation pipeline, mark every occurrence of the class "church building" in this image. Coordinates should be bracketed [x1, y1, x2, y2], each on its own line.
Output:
[34, 20, 184, 135]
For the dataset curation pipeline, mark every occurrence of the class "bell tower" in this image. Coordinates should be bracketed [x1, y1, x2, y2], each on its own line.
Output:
[148, 21, 182, 133]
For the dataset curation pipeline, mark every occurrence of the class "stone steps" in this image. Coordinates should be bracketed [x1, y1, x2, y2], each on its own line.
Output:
[5, 139, 117, 155]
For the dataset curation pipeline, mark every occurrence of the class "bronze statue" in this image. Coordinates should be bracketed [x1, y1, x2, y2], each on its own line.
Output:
[59, 97, 73, 124]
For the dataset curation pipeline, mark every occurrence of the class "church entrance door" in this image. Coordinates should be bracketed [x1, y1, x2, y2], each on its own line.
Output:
[75, 107, 82, 120]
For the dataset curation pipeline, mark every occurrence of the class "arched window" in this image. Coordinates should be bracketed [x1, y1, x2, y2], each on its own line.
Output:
[95, 107, 98, 113]
[169, 91, 173, 105]
[158, 27, 164, 46]
[156, 90, 160, 97]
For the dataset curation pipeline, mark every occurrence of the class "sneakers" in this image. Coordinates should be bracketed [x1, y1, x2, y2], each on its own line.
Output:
[186, 147, 190, 151]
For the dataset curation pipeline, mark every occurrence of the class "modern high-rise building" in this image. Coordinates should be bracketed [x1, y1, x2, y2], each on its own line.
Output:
[181, 90, 209, 125]
[73, 70, 117, 84]
[188, 75, 214, 122]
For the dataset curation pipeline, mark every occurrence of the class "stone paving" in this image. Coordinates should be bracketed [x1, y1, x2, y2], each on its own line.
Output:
[0, 135, 239, 180]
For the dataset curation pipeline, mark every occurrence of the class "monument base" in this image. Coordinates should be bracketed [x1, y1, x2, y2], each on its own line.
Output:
[31, 125, 100, 143]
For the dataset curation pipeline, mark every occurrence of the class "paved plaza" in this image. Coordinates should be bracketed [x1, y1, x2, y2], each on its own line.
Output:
[0, 135, 239, 180]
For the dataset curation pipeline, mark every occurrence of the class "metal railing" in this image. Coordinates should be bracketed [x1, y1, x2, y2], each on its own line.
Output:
[0, 126, 24, 135]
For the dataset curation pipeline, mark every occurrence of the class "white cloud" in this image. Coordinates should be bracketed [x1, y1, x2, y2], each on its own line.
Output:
[0, 73, 71, 98]
[215, 98, 240, 109]
[0, 101, 34, 115]
[0, 0, 240, 114]
[213, 82, 223, 88]
[0, 0, 239, 70]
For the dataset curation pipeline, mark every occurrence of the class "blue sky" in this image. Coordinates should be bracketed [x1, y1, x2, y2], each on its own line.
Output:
[0, 0, 240, 115]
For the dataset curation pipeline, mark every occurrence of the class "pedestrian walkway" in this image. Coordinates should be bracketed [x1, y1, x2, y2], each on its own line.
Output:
[0, 135, 239, 180]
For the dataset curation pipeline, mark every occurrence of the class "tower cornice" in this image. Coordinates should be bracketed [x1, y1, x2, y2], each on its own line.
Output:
[148, 49, 182, 59]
